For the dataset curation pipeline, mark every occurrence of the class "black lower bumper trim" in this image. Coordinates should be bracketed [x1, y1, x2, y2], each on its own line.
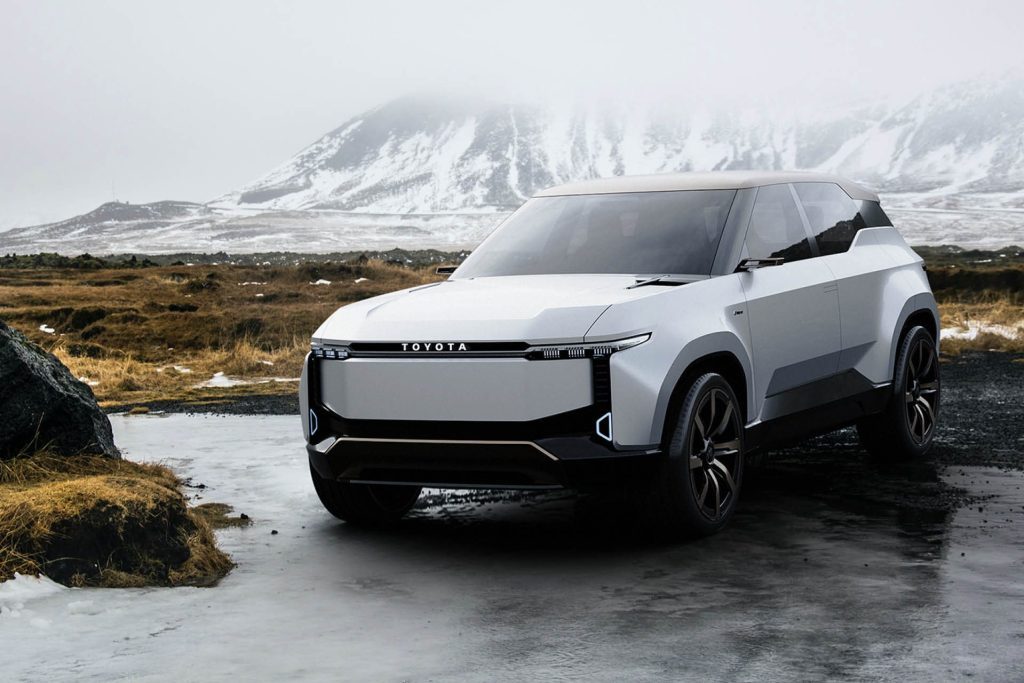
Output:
[308, 437, 662, 490]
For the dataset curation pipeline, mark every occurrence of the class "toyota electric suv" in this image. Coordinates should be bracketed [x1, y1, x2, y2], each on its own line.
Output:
[301, 171, 940, 535]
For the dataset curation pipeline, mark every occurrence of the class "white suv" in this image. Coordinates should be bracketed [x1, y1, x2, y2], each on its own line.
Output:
[301, 171, 940, 536]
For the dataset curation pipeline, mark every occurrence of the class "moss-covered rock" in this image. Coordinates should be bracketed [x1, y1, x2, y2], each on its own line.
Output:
[0, 455, 233, 586]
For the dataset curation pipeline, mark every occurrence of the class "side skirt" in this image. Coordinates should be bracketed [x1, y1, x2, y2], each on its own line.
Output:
[745, 371, 892, 452]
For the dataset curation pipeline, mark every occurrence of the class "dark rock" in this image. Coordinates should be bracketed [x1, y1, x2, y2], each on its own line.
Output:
[0, 320, 119, 459]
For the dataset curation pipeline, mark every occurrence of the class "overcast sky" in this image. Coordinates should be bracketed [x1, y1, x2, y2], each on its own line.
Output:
[1, 0, 1023, 228]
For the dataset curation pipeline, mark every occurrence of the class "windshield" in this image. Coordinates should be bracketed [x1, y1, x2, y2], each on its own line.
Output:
[455, 190, 737, 278]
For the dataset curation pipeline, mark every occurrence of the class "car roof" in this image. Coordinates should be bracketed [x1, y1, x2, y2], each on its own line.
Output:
[534, 170, 880, 202]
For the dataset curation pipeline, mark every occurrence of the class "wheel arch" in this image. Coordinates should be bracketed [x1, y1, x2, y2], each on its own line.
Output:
[887, 294, 940, 379]
[657, 348, 750, 450]
[902, 309, 938, 345]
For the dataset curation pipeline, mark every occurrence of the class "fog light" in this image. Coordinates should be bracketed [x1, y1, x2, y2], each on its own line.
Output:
[596, 412, 613, 442]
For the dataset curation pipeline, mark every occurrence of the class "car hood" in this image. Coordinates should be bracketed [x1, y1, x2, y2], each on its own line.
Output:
[312, 274, 675, 345]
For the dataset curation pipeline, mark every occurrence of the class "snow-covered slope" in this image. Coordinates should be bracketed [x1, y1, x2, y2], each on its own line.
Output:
[214, 79, 1024, 214]
[4, 77, 1024, 254]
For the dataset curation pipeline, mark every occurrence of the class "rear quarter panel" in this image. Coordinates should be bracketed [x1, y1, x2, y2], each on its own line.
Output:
[822, 227, 938, 385]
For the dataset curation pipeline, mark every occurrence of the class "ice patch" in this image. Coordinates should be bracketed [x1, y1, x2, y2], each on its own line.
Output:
[353, 277, 369, 284]
[38, 324, 55, 334]
[310, 279, 332, 286]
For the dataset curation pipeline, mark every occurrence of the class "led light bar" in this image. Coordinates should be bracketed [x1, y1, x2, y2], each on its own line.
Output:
[526, 333, 650, 360]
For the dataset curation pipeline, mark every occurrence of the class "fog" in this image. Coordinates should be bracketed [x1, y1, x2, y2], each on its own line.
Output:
[1, 0, 1023, 227]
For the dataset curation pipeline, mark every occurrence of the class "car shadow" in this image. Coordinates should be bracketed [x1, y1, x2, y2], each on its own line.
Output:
[320, 429, 962, 566]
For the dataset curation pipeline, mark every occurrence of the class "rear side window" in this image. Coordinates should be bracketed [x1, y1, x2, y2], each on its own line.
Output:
[745, 184, 813, 263]
[793, 182, 870, 256]
[858, 200, 892, 228]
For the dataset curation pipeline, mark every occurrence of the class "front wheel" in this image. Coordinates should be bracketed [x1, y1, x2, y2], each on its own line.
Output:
[309, 464, 421, 525]
[648, 373, 744, 537]
[857, 325, 940, 460]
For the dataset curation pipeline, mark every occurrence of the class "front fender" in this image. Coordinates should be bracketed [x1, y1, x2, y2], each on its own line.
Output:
[609, 331, 753, 448]
[590, 276, 751, 448]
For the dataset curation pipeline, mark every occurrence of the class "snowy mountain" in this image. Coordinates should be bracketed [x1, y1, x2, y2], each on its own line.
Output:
[4, 77, 1024, 254]
[213, 79, 1024, 214]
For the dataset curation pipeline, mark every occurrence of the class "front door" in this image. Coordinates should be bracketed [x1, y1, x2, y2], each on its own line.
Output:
[737, 183, 841, 423]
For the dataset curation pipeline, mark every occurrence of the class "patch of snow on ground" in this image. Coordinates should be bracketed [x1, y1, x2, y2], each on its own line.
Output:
[172, 365, 192, 374]
[238, 282, 267, 286]
[310, 279, 332, 286]
[77, 376, 100, 387]
[38, 324, 55, 334]
[195, 372, 298, 388]
[941, 321, 1021, 341]
[199, 372, 249, 388]
[0, 573, 66, 618]
[353, 277, 369, 283]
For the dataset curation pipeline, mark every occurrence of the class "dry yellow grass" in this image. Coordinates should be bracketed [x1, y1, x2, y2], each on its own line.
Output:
[0, 259, 441, 405]
[938, 300, 1024, 354]
[0, 454, 233, 587]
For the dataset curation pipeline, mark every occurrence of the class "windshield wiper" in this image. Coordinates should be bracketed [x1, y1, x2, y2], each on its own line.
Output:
[628, 275, 697, 289]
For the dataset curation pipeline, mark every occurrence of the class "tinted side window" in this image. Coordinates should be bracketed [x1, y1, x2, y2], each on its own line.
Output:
[858, 200, 892, 227]
[793, 182, 867, 256]
[745, 184, 813, 263]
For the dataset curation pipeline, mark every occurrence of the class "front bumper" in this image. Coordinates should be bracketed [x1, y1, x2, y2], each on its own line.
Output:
[303, 354, 661, 489]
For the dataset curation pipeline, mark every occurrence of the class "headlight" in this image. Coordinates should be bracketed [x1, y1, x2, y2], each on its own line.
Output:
[310, 343, 349, 360]
[527, 333, 651, 360]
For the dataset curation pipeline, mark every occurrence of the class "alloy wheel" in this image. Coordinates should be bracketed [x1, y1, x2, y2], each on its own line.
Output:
[687, 388, 742, 521]
[904, 338, 939, 444]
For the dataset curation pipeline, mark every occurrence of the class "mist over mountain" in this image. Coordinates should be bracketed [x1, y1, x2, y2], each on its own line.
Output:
[3, 76, 1023, 254]
[214, 77, 1024, 214]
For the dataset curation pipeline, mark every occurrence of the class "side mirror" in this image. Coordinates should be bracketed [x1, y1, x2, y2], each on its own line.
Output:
[735, 257, 784, 272]
[436, 265, 458, 275]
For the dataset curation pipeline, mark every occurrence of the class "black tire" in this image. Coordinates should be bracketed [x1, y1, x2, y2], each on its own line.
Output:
[857, 326, 940, 460]
[309, 464, 421, 525]
[648, 373, 745, 537]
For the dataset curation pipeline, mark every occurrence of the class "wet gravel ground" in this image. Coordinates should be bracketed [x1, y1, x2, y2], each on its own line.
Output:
[3, 409, 1021, 681]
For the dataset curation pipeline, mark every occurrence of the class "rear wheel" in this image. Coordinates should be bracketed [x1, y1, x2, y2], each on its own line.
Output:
[309, 464, 421, 525]
[649, 373, 744, 537]
[857, 325, 940, 460]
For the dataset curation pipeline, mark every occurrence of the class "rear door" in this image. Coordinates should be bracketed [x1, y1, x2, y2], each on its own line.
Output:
[737, 183, 842, 422]
[792, 182, 898, 384]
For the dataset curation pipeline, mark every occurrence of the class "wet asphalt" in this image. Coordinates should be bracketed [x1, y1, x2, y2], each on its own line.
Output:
[7, 352, 1023, 681]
